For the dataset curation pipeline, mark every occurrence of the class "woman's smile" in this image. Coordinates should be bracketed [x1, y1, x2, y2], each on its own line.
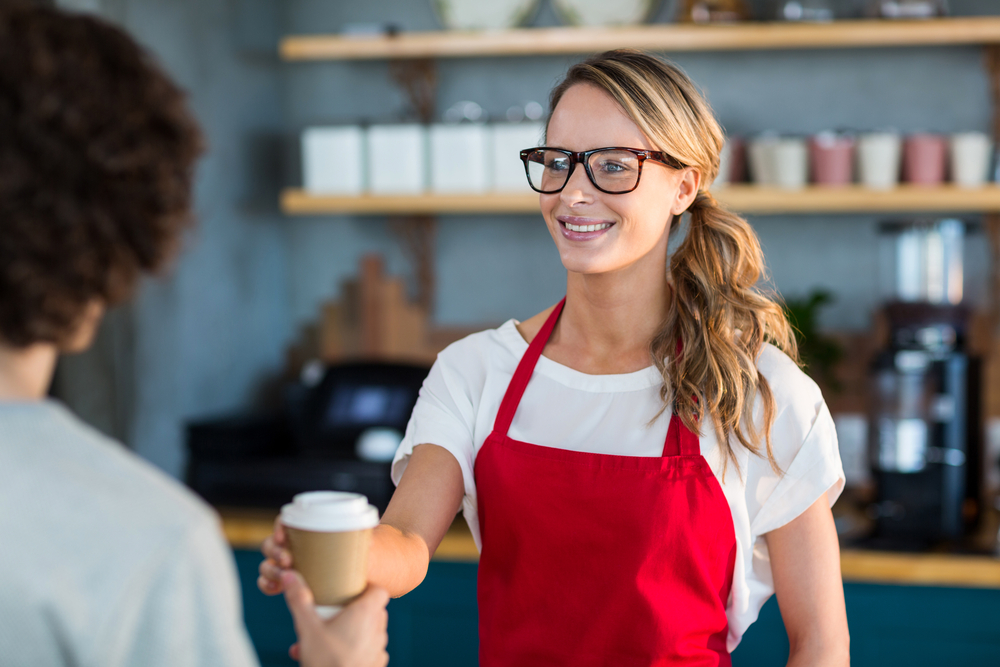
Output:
[557, 215, 615, 240]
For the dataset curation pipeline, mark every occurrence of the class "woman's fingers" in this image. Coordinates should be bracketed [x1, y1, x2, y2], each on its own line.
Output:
[261, 535, 292, 568]
[257, 558, 287, 595]
[257, 574, 282, 595]
[258, 519, 293, 596]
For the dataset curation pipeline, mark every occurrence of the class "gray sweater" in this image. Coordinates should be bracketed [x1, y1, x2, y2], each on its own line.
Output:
[0, 400, 259, 667]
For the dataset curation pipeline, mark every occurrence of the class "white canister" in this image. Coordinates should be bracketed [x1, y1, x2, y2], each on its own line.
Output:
[773, 137, 809, 190]
[429, 123, 490, 194]
[949, 132, 992, 188]
[713, 140, 732, 189]
[367, 124, 427, 195]
[857, 132, 902, 190]
[490, 122, 544, 192]
[748, 134, 779, 186]
[302, 126, 365, 195]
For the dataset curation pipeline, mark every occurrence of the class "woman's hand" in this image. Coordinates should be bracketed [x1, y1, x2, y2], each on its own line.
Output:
[258, 516, 293, 595]
[257, 443, 465, 599]
[767, 490, 850, 667]
[282, 571, 389, 667]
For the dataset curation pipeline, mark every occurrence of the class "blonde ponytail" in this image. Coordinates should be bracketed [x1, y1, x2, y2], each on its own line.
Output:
[654, 192, 797, 473]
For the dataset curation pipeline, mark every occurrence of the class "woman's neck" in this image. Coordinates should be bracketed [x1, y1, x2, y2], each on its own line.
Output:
[549, 255, 671, 375]
[0, 342, 58, 401]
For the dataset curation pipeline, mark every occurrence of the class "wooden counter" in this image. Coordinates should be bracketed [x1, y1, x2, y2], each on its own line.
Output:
[221, 508, 1000, 589]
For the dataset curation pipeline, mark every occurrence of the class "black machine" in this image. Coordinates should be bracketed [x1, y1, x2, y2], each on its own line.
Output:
[186, 361, 430, 514]
[869, 303, 982, 545]
[868, 219, 983, 546]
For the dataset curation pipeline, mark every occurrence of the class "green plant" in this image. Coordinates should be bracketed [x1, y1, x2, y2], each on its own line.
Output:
[782, 289, 844, 393]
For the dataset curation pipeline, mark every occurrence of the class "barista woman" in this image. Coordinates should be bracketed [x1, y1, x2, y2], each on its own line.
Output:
[261, 50, 849, 666]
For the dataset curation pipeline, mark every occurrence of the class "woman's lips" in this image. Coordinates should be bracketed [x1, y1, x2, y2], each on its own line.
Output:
[557, 216, 615, 241]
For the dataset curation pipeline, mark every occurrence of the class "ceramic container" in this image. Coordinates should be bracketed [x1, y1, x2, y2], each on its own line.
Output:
[553, 0, 660, 26]
[429, 123, 490, 193]
[903, 133, 947, 186]
[431, 0, 540, 30]
[367, 124, 427, 195]
[773, 137, 809, 190]
[857, 132, 902, 190]
[949, 132, 991, 188]
[490, 122, 544, 192]
[302, 126, 365, 195]
[809, 132, 855, 187]
[748, 134, 780, 186]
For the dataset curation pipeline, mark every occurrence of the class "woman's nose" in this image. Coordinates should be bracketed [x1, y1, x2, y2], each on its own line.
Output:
[560, 162, 594, 205]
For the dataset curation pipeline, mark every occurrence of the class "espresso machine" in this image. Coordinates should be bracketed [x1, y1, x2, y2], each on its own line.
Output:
[869, 219, 982, 545]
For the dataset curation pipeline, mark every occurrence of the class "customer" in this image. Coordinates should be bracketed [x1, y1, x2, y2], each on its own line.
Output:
[0, 5, 388, 667]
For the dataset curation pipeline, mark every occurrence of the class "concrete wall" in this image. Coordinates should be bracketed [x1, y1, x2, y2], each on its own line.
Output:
[52, 0, 1000, 476]
[54, 0, 291, 477]
[283, 0, 996, 331]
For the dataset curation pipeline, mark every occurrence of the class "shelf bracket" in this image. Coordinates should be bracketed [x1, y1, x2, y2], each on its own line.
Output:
[985, 46, 1000, 333]
[389, 214, 437, 317]
[389, 58, 437, 124]
[386, 59, 438, 318]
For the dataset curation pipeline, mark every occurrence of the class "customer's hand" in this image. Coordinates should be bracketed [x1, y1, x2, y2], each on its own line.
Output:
[258, 516, 292, 595]
[282, 571, 390, 667]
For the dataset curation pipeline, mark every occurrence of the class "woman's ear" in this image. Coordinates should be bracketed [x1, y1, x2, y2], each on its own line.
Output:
[671, 168, 701, 216]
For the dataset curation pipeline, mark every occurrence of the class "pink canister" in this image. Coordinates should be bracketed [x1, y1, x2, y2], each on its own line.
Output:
[903, 133, 947, 185]
[810, 132, 855, 187]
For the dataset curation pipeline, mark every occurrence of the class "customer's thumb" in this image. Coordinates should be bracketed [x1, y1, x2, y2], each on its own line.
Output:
[281, 571, 322, 635]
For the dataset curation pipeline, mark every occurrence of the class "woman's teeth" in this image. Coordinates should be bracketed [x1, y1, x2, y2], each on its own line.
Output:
[564, 221, 611, 232]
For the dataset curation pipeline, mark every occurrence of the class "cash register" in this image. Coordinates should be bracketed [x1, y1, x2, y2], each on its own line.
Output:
[186, 361, 430, 514]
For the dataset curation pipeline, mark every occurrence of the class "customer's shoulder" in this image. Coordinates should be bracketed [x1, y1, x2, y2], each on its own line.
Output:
[4, 401, 216, 534]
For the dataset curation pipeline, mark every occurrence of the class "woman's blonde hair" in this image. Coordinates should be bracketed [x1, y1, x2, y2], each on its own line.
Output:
[548, 49, 798, 473]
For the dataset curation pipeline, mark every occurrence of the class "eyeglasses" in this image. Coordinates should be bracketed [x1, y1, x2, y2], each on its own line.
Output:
[519, 146, 686, 195]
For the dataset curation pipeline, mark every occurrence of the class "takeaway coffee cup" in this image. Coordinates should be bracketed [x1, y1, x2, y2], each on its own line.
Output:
[281, 491, 380, 618]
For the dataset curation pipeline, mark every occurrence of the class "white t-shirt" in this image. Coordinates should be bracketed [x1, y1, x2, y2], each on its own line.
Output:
[392, 319, 845, 652]
[0, 400, 259, 667]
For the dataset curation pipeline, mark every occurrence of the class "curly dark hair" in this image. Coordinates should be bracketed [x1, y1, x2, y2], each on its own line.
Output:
[0, 4, 203, 347]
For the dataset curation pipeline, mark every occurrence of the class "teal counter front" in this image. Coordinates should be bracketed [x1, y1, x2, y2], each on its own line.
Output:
[233, 550, 1000, 667]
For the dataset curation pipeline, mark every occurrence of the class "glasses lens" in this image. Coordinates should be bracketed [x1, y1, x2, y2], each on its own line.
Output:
[587, 149, 641, 193]
[526, 149, 572, 193]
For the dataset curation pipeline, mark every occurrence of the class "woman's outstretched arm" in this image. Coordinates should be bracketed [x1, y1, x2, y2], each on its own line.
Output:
[767, 492, 851, 667]
[259, 443, 465, 599]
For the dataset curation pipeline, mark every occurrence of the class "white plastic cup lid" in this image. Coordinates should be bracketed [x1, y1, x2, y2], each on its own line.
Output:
[281, 491, 379, 532]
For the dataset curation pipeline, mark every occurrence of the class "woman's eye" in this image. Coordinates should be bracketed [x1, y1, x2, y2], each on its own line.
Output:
[546, 158, 569, 172]
[597, 160, 627, 173]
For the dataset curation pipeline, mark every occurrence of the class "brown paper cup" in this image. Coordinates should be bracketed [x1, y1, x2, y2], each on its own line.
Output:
[285, 525, 373, 607]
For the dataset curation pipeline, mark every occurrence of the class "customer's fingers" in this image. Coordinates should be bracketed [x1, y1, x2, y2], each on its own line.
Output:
[282, 571, 323, 638]
[349, 586, 391, 620]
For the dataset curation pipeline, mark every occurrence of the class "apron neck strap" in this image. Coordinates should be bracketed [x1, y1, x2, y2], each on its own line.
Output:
[662, 338, 701, 457]
[494, 297, 701, 459]
[662, 414, 700, 457]
[493, 298, 565, 437]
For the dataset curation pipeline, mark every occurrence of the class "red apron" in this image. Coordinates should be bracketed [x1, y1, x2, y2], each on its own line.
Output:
[474, 298, 738, 666]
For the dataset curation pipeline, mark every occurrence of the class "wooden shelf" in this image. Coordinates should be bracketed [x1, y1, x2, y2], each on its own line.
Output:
[281, 185, 1000, 216]
[281, 17, 1000, 61]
